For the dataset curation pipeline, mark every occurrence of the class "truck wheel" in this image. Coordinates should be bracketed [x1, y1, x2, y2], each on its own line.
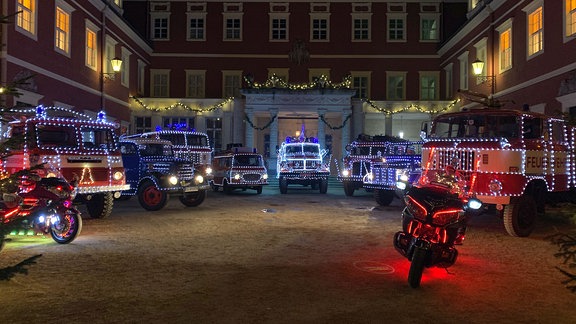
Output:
[86, 192, 114, 219]
[503, 195, 537, 237]
[138, 181, 168, 211]
[179, 190, 206, 207]
[210, 181, 220, 192]
[279, 177, 288, 194]
[256, 186, 263, 194]
[374, 189, 395, 206]
[343, 181, 355, 196]
[319, 178, 328, 194]
[223, 180, 233, 195]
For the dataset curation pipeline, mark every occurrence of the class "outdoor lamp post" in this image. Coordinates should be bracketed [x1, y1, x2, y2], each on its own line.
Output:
[103, 57, 123, 80]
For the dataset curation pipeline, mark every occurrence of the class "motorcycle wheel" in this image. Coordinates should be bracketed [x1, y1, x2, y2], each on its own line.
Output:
[50, 210, 83, 244]
[179, 190, 206, 207]
[408, 246, 427, 288]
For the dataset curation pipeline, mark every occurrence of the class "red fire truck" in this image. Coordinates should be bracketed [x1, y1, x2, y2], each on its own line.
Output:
[420, 108, 575, 237]
[1, 106, 129, 219]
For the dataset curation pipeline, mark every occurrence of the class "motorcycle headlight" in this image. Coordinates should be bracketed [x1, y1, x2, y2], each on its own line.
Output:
[432, 209, 464, 226]
[467, 198, 483, 210]
[195, 174, 204, 184]
[169, 175, 178, 185]
[405, 195, 427, 221]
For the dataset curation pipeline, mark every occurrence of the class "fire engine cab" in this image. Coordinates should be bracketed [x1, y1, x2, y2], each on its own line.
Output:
[1, 106, 129, 219]
[421, 108, 575, 237]
[211, 147, 268, 194]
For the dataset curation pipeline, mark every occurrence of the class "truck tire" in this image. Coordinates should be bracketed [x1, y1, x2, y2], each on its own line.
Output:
[374, 189, 395, 206]
[319, 178, 328, 194]
[210, 181, 220, 192]
[503, 195, 537, 237]
[223, 180, 233, 195]
[179, 190, 206, 207]
[138, 181, 168, 211]
[86, 192, 114, 219]
[256, 186, 263, 194]
[279, 177, 288, 194]
[343, 181, 355, 196]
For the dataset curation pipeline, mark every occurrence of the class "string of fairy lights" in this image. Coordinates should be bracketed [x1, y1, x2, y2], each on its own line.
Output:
[362, 98, 459, 115]
[244, 74, 352, 90]
[131, 96, 233, 113]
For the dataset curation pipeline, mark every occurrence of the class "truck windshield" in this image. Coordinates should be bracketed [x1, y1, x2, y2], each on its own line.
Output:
[186, 134, 209, 147]
[432, 115, 519, 139]
[36, 125, 78, 148]
[303, 144, 319, 155]
[233, 155, 262, 166]
[140, 144, 173, 156]
[81, 127, 116, 150]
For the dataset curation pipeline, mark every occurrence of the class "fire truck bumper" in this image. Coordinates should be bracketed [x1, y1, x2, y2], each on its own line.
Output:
[476, 195, 510, 206]
[76, 185, 131, 195]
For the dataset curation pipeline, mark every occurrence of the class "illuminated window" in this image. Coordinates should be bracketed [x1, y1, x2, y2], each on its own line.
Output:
[497, 19, 513, 72]
[421, 17, 438, 41]
[55, 7, 71, 54]
[525, 4, 543, 56]
[17, 0, 36, 35]
[85, 24, 98, 70]
[387, 72, 406, 100]
[566, 0, 576, 37]
[186, 70, 206, 98]
[151, 69, 170, 97]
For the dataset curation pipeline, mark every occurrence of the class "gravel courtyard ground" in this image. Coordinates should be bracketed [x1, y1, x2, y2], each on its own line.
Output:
[1, 185, 576, 323]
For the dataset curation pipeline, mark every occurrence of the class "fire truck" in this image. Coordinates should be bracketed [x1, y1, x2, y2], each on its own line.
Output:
[277, 136, 330, 194]
[1, 106, 129, 218]
[337, 134, 418, 196]
[211, 147, 268, 194]
[362, 140, 423, 205]
[137, 130, 213, 178]
[420, 108, 575, 237]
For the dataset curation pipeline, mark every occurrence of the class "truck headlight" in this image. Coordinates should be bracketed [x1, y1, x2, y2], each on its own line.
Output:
[342, 169, 350, 177]
[205, 167, 213, 175]
[168, 175, 178, 185]
[195, 174, 204, 184]
[113, 171, 124, 181]
[234, 174, 241, 180]
[263, 174, 269, 180]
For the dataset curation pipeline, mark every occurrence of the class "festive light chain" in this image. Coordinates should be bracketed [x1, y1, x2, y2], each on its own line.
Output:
[363, 98, 458, 115]
[244, 74, 352, 90]
[320, 114, 351, 130]
[131, 96, 233, 113]
[244, 113, 277, 130]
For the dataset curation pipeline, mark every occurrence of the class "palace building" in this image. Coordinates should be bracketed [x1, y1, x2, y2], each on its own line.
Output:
[2, 0, 576, 172]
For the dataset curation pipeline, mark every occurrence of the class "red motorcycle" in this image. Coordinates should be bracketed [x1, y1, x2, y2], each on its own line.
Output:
[0, 176, 82, 253]
[393, 164, 482, 288]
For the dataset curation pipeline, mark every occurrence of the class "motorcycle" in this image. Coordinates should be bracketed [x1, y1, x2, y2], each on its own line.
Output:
[393, 164, 482, 288]
[0, 175, 82, 253]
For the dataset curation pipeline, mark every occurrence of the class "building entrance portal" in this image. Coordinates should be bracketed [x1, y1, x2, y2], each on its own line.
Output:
[240, 88, 356, 174]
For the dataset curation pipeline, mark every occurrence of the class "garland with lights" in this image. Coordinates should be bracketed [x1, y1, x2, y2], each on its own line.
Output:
[320, 114, 351, 130]
[244, 113, 277, 130]
[362, 98, 458, 115]
[244, 74, 352, 90]
[131, 96, 233, 113]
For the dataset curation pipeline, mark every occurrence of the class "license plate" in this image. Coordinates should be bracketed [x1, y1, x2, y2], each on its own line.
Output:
[184, 187, 198, 192]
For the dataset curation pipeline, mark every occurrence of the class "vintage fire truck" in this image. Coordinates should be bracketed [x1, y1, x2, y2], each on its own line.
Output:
[277, 136, 330, 194]
[1, 106, 129, 218]
[362, 140, 423, 206]
[211, 147, 268, 194]
[137, 130, 213, 179]
[337, 134, 418, 196]
[420, 107, 575, 237]
[118, 137, 209, 210]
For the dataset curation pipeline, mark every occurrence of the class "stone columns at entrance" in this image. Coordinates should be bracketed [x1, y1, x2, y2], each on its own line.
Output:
[245, 107, 254, 148]
[268, 108, 279, 173]
[317, 108, 326, 149]
[341, 108, 351, 159]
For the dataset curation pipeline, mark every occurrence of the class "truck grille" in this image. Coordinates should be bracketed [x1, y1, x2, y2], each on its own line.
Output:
[429, 149, 476, 172]
[371, 168, 396, 186]
[243, 173, 262, 181]
[352, 162, 371, 176]
[178, 163, 195, 181]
